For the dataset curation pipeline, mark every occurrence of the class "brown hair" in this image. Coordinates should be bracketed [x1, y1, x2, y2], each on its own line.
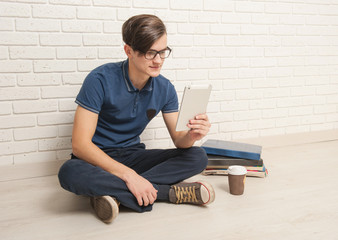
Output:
[122, 14, 167, 54]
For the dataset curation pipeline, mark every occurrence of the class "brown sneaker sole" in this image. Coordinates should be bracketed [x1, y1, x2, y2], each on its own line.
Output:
[90, 196, 119, 223]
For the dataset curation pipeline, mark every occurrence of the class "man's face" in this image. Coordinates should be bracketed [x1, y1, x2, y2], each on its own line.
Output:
[128, 34, 168, 80]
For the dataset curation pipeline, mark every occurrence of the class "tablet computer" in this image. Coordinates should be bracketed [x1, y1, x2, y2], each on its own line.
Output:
[175, 84, 212, 131]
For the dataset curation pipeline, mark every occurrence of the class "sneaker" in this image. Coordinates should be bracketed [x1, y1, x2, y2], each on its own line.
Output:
[90, 196, 119, 223]
[169, 181, 215, 205]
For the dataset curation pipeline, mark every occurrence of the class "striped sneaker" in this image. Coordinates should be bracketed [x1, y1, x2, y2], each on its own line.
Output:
[90, 196, 119, 223]
[169, 181, 215, 205]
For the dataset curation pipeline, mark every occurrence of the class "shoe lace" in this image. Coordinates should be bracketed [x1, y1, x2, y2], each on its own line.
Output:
[173, 185, 198, 204]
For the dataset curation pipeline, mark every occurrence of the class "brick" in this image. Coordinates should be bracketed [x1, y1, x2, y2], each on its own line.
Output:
[0, 60, 32, 73]
[62, 73, 87, 85]
[276, 116, 300, 127]
[38, 137, 72, 151]
[62, 20, 102, 33]
[57, 47, 97, 59]
[154, 10, 189, 23]
[171, 47, 205, 58]
[58, 125, 73, 137]
[0, 141, 38, 156]
[0, 33, 38, 46]
[50, 0, 91, 6]
[103, 22, 123, 33]
[238, 68, 265, 79]
[0, 115, 36, 129]
[235, 2, 264, 13]
[98, 47, 125, 59]
[178, 23, 209, 35]
[32, 5, 75, 19]
[117, 9, 155, 21]
[293, 3, 318, 15]
[0, 87, 39, 101]
[302, 96, 326, 105]
[163, 59, 189, 70]
[193, 35, 224, 46]
[168, 35, 194, 47]
[210, 24, 240, 35]
[209, 69, 238, 79]
[223, 79, 251, 90]
[0, 3, 30, 17]
[41, 86, 80, 99]
[155, 128, 170, 139]
[220, 121, 247, 132]
[93, 0, 131, 7]
[77, 7, 116, 20]
[211, 90, 235, 102]
[270, 26, 297, 36]
[171, 0, 202, 10]
[248, 119, 276, 130]
[0, 130, 12, 142]
[222, 13, 251, 24]
[38, 112, 74, 126]
[289, 106, 313, 116]
[261, 108, 289, 118]
[236, 47, 264, 57]
[133, 0, 168, 9]
[9, 47, 55, 60]
[0, 155, 13, 166]
[16, 19, 60, 32]
[57, 149, 72, 161]
[260, 128, 285, 137]
[265, 3, 292, 14]
[13, 100, 58, 114]
[0, 18, 14, 31]
[251, 57, 278, 67]
[252, 78, 279, 88]
[59, 99, 77, 111]
[279, 15, 306, 25]
[264, 88, 290, 98]
[33, 60, 76, 73]
[0, 102, 12, 115]
[83, 34, 122, 46]
[221, 101, 249, 112]
[14, 126, 57, 140]
[252, 14, 279, 25]
[17, 74, 61, 86]
[204, 0, 233, 12]
[190, 12, 220, 23]
[236, 89, 263, 100]
[225, 36, 253, 46]
[267, 67, 293, 78]
[40, 34, 82, 46]
[0, 74, 16, 87]
[77, 60, 111, 72]
[176, 70, 208, 81]
[221, 58, 250, 68]
[250, 99, 276, 109]
[14, 151, 57, 165]
[241, 25, 268, 35]
[140, 129, 154, 141]
[189, 58, 220, 69]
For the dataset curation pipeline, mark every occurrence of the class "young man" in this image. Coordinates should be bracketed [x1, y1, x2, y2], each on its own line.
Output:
[58, 14, 215, 223]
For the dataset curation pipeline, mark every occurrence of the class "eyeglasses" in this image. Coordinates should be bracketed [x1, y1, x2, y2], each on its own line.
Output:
[144, 47, 172, 60]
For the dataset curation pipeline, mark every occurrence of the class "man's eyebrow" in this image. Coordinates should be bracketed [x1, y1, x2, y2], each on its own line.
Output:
[148, 47, 168, 52]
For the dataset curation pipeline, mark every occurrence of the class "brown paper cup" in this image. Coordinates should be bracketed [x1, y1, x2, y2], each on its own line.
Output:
[228, 174, 246, 195]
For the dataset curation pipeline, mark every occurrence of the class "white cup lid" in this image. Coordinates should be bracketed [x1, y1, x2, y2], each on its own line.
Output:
[228, 165, 247, 175]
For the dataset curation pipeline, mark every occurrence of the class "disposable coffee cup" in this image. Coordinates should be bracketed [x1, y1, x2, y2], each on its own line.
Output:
[228, 165, 247, 195]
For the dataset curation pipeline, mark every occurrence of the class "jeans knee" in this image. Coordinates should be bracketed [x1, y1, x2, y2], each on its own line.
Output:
[188, 146, 208, 172]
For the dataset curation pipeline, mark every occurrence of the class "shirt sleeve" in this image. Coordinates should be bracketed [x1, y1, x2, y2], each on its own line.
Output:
[162, 81, 179, 113]
[75, 72, 104, 114]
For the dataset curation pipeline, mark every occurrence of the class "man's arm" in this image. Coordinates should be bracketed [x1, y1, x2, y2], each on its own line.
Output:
[163, 111, 211, 148]
[72, 105, 157, 206]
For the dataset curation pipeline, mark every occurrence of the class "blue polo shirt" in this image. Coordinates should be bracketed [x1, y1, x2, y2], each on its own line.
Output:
[75, 60, 178, 149]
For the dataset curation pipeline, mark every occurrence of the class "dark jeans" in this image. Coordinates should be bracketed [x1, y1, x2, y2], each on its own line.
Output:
[58, 143, 208, 213]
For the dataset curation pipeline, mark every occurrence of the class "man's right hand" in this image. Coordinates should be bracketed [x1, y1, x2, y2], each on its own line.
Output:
[123, 170, 158, 207]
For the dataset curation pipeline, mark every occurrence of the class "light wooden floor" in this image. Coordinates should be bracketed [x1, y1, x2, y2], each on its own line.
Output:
[1, 140, 338, 240]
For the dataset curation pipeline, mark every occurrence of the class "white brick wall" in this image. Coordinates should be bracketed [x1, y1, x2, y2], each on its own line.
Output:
[0, 0, 338, 167]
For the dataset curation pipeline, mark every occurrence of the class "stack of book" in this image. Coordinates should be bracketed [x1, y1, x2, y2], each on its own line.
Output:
[201, 139, 268, 178]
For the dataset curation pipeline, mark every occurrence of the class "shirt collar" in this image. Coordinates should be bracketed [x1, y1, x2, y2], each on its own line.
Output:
[122, 59, 153, 92]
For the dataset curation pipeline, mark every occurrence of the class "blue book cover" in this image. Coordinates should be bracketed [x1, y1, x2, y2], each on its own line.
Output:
[201, 139, 262, 161]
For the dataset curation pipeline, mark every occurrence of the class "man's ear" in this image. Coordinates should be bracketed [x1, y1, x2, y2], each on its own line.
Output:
[124, 44, 132, 58]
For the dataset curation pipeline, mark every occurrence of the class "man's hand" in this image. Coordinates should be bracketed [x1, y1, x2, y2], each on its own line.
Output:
[187, 114, 211, 141]
[124, 170, 158, 207]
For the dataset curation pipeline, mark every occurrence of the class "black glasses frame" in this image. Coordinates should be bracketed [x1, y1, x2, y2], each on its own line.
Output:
[143, 47, 172, 60]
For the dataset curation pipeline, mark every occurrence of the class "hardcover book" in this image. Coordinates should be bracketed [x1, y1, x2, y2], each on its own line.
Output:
[201, 139, 262, 161]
